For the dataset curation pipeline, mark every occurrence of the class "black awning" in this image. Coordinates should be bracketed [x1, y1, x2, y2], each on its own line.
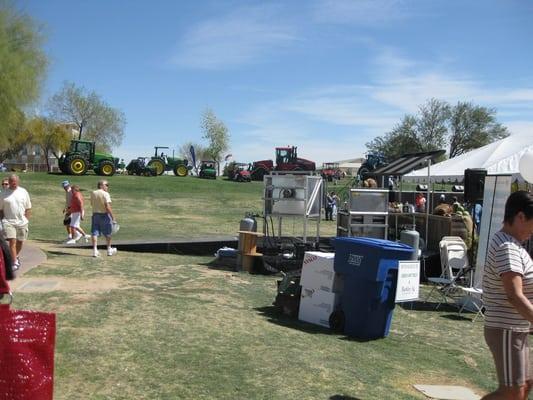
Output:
[371, 150, 446, 176]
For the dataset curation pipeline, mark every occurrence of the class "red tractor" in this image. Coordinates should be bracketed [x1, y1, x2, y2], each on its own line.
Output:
[227, 162, 251, 182]
[321, 162, 342, 182]
[250, 146, 316, 181]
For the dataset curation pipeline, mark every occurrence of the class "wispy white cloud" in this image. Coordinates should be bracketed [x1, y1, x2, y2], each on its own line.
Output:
[311, 0, 411, 25]
[231, 46, 533, 164]
[171, 5, 298, 69]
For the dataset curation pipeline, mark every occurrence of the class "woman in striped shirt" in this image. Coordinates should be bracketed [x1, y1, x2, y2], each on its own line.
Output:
[482, 191, 533, 399]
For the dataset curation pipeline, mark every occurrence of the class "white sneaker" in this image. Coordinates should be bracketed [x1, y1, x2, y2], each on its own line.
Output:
[107, 247, 117, 256]
[73, 233, 83, 241]
[65, 239, 77, 244]
[83, 235, 91, 243]
[92, 250, 100, 258]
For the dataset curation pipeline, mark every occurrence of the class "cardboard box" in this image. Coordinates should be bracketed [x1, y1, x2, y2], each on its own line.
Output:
[300, 251, 343, 292]
[298, 288, 340, 328]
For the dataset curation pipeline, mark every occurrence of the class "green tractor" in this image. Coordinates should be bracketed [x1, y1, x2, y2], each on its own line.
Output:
[58, 140, 118, 176]
[147, 146, 191, 177]
[199, 160, 217, 179]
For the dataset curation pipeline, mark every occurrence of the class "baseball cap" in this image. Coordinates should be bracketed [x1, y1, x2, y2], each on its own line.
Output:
[61, 180, 70, 188]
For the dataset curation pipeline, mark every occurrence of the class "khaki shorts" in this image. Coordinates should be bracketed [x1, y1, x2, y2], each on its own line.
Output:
[485, 327, 532, 387]
[3, 221, 29, 241]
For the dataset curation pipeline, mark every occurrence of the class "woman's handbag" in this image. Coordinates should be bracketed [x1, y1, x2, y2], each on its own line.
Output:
[0, 251, 56, 400]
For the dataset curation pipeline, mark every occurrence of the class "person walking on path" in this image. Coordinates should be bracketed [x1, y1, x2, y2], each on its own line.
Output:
[65, 185, 90, 244]
[62, 180, 73, 241]
[331, 191, 339, 220]
[90, 180, 117, 257]
[481, 191, 533, 400]
[0, 174, 32, 270]
[324, 192, 334, 221]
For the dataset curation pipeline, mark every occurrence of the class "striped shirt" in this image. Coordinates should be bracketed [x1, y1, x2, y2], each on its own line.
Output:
[483, 231, 533, 332]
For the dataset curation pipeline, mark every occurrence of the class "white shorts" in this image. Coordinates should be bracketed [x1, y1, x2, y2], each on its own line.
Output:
[69, 212, 82, 228]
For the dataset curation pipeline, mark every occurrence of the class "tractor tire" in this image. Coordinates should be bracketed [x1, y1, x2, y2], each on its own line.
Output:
[66, 156, 88, 176]
[174, 164, 188, 177]
[97, 160, 116, 176]
[251, 168, 266, 181]
[358, 166, 370, 181]
[58, 158, 67, 174]
[147, 159, 165, 175]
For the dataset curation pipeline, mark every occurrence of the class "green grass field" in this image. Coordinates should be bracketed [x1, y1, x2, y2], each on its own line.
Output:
[8, 172, 496, 399]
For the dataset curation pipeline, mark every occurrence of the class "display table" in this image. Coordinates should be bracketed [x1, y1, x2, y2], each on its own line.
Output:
[237, 231, 264, 272]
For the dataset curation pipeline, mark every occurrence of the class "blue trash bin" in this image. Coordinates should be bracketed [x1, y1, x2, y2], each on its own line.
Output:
[333, 237, 413, 339]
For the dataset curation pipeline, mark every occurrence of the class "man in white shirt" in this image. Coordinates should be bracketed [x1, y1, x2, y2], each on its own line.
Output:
[0, 174, 32, 270]
[90, 180, 117, 257]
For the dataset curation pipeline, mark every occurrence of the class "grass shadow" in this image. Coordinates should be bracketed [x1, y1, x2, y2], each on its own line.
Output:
[398, 300, 458, 313]
[441, 313, 474, 322]
[201, 259, 237, 273]
[46, 250, 80, 256]
[330, 395, 362, 400]
[255, 305, 331, 335]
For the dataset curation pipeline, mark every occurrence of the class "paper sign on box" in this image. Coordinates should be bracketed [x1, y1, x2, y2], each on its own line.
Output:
[300, 251, 343, 292]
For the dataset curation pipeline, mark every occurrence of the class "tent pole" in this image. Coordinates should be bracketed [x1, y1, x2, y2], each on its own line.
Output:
[425, 159, 431, 248]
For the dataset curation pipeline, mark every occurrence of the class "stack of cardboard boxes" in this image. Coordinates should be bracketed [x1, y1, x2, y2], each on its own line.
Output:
[298, 251, 343, 328]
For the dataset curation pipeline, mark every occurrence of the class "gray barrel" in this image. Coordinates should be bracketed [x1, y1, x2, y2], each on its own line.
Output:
[237, 216, 257, 271]
[400, 229, 420, 260]
[239, 216, 257, 232]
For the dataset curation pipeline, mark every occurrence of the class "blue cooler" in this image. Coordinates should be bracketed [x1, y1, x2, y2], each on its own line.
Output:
[333, 237, 413, 339]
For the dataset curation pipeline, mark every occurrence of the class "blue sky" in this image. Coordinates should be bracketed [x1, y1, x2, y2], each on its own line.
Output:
[22, 0, 533, 165]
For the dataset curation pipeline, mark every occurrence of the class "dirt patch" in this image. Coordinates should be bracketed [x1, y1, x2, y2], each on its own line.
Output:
[11, 276, 122, 293]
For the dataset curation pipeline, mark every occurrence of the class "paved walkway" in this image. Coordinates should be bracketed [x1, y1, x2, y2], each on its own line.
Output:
[16, 242, 47, 276]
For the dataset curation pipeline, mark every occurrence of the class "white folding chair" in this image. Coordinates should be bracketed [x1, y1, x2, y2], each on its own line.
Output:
[458, 286, 484, 322]
[425, 238, 469, 308]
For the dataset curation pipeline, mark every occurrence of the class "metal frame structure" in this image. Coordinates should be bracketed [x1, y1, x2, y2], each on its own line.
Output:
[263, 172, 323, 244]
[336, 189, 389, 239]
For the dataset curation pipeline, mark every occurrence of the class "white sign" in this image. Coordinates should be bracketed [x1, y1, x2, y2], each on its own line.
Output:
[395, 261, 420, 302]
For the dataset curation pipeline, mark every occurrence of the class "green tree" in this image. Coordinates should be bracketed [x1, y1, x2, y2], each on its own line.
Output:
[366, 115, 420, 162]
[366, 98, 508, 161]
[47, 82, 126, 152]
[201, 108, 229, 175]
[0, 3, 47, 148]
[448, 102, 508, 157]
[26, 117, 71, 172]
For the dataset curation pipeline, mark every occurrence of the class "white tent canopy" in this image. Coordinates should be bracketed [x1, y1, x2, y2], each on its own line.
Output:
[404, 133, 533, 183]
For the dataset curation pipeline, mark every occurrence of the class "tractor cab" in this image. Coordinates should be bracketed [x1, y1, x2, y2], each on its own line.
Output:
[275, 146, 297, 165]
[70, 140, 95, 158]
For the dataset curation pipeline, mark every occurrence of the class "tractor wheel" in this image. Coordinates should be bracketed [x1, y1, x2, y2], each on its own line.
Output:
[358, 166, 370, 181]
[97, 160, 116, 176]
[174, 164, 188, 177]
[66, 156, 88, 176]
[147, 159, 165, 175]
[251, 168, 266, 181]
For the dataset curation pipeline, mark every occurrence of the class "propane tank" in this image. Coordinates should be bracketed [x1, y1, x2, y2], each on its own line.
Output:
[239, 214, 257, 232]
[400, 228, 420, 260]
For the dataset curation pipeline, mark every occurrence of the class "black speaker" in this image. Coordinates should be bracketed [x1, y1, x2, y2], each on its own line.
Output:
[464, 169, 487, 204]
